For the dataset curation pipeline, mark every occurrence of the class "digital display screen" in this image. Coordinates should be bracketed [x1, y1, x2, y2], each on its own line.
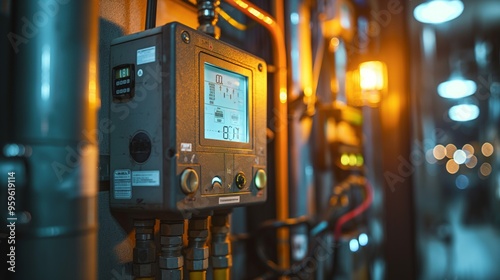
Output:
[204, 63, 248, 143]
[116, 67, 130, 79]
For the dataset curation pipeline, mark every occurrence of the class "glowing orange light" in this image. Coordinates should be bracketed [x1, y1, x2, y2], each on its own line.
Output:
[346, 61, 387, 107]
[481, 142, 494, 157]
[465, 155, 477, 168]
[480, 162, 492, 176]
[359, 61, 387, 92]
[462, 144, 474, 158]
[433, 144, 446, 160]
[445, 144, 457, 158]
[446, 159, 459, 174]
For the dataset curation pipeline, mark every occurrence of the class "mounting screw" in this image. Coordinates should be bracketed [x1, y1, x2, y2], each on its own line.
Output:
[258, 63, 263, 72]
[181, 31, 190, 44]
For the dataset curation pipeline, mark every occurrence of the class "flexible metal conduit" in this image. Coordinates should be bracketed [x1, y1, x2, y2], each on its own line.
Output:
[224, 0, 290, 271]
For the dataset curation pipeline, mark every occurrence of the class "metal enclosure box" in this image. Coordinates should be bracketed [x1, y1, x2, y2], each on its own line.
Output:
[109, 22, 267, 217]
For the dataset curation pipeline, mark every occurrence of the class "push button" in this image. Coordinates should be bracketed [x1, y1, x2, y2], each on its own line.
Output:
[254, 169, 267, 190]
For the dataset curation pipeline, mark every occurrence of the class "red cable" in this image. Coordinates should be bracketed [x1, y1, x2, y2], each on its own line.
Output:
[334, 180, 373, 241]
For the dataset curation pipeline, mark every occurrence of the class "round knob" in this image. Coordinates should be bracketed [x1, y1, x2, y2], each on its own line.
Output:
[235, 172, 247, 189]
[254, 169, 267, 190]
[180, 168, 199, 194]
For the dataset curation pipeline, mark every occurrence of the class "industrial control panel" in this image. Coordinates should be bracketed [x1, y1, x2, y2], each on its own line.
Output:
[109, 22, 267, 216]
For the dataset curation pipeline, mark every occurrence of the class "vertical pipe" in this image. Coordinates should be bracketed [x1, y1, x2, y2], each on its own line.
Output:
[225, 0, 290, 271]
[145, 0, 157, 29]
[210, 211, 232, 280]
[133, 220, 156, 280]
[284, 0, 314, 266]
[159, 220, 185, 280]
[8, 0, 99, 279]
[185, 216, 210, 280]
[197, 0, 220, 38]
[0, 0, 10, 142]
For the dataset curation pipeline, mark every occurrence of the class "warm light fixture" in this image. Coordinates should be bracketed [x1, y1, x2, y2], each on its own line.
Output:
[359, 61, 387, 92]
[448, 104, 480, 122]
[414, 0, 464, 24]
[346, 61, 387, 107]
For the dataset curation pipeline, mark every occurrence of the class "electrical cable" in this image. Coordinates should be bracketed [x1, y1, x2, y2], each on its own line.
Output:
[333, 179, 373, 241]
[218, 7, 247, 31]
[246, 177, 373, 277]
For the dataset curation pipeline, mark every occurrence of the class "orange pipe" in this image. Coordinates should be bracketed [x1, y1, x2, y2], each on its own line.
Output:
[225, 0, 290, 271]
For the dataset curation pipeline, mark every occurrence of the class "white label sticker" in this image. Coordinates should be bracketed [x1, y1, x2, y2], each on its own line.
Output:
[137, 46, 156, 65]
[219, 196, 240, 205]
[180, 143, 192, 152]
[132, 170, 160, 186]
[114, 169, 132, 199]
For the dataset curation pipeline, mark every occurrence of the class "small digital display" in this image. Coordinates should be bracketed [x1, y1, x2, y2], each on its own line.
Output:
[116, 67, 130, 79]
[204, 63, 248, 143]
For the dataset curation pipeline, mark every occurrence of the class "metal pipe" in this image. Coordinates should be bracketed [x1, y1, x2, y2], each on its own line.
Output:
[284, 0, 314, 266]
[133, 220, 156, 279]
[224, 0, 289, 270]
[8, 0, 99, 279]
[210, 211, 232, 280]
[145, 0, 157, 29]
[185, 216, 210, 279]
[159, 220, 185, 280]
[197, 0, 220, 38]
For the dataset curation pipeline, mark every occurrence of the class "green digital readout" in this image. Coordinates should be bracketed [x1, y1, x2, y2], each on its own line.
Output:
[116, 67, 130, 79]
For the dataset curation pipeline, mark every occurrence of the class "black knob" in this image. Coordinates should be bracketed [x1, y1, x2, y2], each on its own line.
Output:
[235, 172, 246, 189]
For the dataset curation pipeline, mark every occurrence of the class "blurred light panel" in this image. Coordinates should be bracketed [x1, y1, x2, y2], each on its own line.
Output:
[445, 144, 457, 158]
[438, 79, 477, 99]
[446, 159, 459, 174]
[465, 155, 477, 168]
[358, 233, 368, 246]
[453, 149, 467, 164]
[433, 144, 446, 160]
[481, 142, 494, 157]
[349, 239, 360, 252]
[414, 0, 464, 24]
[448, 104, 480, 122]
[455, 174, 469, 189]
[480, 163, 492, 177]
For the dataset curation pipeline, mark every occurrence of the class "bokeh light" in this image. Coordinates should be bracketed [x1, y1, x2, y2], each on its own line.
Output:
[445, 144, 457, 159]
[446, 159, 459, 174]
[455, 174, 469, 190]
[465, 155, 477, 168]
[481, 142, 494, 157]
[480, 162, 492, 177]
[462, 144, 474, 158]
[433, 144, 446, 160]
[426, 149, 437, 164]
[453, 149, 467, 164]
